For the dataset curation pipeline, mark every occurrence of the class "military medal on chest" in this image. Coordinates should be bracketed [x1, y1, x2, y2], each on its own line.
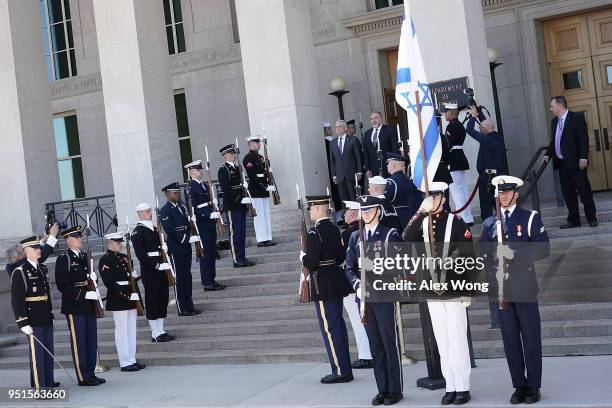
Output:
[516, 224, 522, 237]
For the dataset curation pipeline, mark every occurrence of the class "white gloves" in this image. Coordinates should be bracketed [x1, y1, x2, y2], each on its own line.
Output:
[89, 271, 97, 282]
[243, 181, 249, 189]
[21, 325, 33, 335]
[299, 251, 306, 261]
[189, 215, 197, 223]
[241, 197, 252, 204]
[189, 235, 201, 243]
[157, 263, 171, 271]
[129, 293, 139, 301]
[459, 297, 472, 308]
[162, 243, 168, 253]
[85, 291, 99, 300]
[420, 196, 434, 213]
[266, 186, 276, 192]
[131, 270, 140, 279]
[212, 198, 219, 206]
[355, 281, 362, 300]
[498, 244, 515, 260]
[210, 212, 221, 219]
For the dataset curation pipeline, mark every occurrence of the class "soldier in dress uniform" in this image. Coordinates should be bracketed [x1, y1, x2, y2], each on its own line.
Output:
[184, 160, 225, 291]
[402, 182, 475, 405]
[99, 232, 145, 372]
[55, 226, 105, 386]
[6, 223, 60, 279]
[480, 176, 550, 404]
[243, 136, 277, 247]
[340, 201, 373, 370]
[384, 153, 422, 231]
[299, 195, 353, 384]
[368, 176, 400, 230]
[10, 236, 59, 390]
[218, 144, 255, 267]
[131, 203, 175, 342]
[159, 182, 202, 317]
[444, 104, 474, 226]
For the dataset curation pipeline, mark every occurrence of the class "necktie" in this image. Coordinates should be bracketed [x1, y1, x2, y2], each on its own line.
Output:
[504, 210, 510, 232]
[367, 230, 372, 241]
[372, 128, 379, 147]
[555, 117, 564, 159]
[338, 137, 344, 154]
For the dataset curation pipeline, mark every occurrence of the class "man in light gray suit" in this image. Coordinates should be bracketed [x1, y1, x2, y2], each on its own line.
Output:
[330, 120, 363, 202]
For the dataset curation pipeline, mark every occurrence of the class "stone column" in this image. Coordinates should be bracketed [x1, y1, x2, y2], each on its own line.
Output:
[235, 0, 327, 202]
[0, 0, 61, 239]
[93, 0, 182, 222]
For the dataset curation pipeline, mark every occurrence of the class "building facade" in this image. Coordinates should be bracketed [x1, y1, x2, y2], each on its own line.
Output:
[1, 0, 611, 240]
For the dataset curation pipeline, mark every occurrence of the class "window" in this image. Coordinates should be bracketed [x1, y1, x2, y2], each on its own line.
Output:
[606, 65, 612, 84]
[163, 0, 186, 55]
[562, 70, 584, 90]
[174, 92, 193, 181]
[39, 0, 77, 81]
[53, 115, 85, 200]
[373, 0, 403, 10]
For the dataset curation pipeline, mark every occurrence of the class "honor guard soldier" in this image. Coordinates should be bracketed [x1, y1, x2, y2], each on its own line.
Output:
[480, 176, 550, 404]
[402, 182, 475, 405]
[384, 153, 422, 231]
[10, 236, 59, 390]
[99, 232, 145, 372]
[243, 135, 277, 247]
[444, 104, 474, 226]
[368, 176, 400, 231]
[345, 195, 403, 406]
[184, 160, 225, 291]
[6, 224, 60, 279]
[218, 144, 254, 267]
[55, 226, 105, 386]
[340, 201, 373, 370]
[159, 182, 202, 317]
[131, 203, 174, 342]
[299, 195, 353, 384]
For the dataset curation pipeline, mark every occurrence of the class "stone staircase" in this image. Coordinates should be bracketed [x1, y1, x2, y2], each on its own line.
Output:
[1, 193, 612, 369]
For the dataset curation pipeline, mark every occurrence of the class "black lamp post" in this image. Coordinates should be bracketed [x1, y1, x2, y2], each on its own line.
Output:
[329, 77, 350, 120]
[489, 48, 509, 174]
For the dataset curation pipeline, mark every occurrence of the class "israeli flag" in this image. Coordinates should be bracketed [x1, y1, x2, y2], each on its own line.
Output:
[395, 1, 441, 192]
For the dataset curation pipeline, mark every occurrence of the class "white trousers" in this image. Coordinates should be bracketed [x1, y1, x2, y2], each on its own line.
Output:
[148, 318, 165, 338]
[343, 293, 372, 360]
[449, 170, 474, 224]
[112, 309, 137, 368]
[251, 197, 272, 243]
[427, 300, 471, 392]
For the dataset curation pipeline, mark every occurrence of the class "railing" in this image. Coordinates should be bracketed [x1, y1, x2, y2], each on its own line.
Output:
[517, 146, 550, 211]
[45, 195, 118, 238]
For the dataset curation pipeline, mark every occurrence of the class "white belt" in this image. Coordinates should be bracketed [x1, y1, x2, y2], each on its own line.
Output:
[196, 203, 209, 209]
[147, 251, 160, 257]
[450, 146, 464, 150]
[256, 174, 264, 178]
[116, 281, 129, 286]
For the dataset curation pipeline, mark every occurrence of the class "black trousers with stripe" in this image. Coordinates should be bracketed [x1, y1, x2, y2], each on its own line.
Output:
[197, 222, 217, 286]
[227, 210, 247, 264]
[66, 314, 97, 382]
[28, 325, 54, 388]
[315, 299, 352, 376]
[169, 252, 194, 314]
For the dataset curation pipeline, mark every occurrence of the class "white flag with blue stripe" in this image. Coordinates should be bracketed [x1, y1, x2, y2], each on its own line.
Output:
[395, 1, 441, 192]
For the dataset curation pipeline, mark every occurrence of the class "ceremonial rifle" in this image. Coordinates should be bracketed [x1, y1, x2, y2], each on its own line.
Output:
[184, 184, 203, 258]
[326, 187, 337, 225]
[234, 138, 257, 217]
[357, 204, 368, 324]
[262, 137, 281, 205]
[155, 197, 176, 286]
[85, 214, 105, 319]
[397, 123, 410, 174]
[205, 145, 226, 234]
[494, 183, 508, 310]
[297, 184, 311, 303]
[125, 217, 144, 316]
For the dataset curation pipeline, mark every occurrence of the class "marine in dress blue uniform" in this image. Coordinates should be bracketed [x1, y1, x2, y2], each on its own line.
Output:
[184, 160, 225, 291]
[368, 176, 400, 231]
[55, 226, 105, 386]
[384, 153, 423, 232]
[345, 196, 404, 406]
[300, 196, 353, 384]
[159, 182, 201, 317]
[480, 176, 550, 404]
[218, 144, 254, 268]
[10, 236, 58, 390]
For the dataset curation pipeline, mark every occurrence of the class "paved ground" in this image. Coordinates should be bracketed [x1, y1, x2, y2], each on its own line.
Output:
[0, 355, 610, 407]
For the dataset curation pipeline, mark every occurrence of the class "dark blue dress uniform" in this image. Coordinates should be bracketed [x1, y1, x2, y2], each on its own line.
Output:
[218, 145, 249, 266]
[159, 183, 196, 316]
[344, 204, 403, 400]
[186, 176, 218, 288]
[10, 237, 56, 389]
[384, 155, 423, 232]
[54, 227, 100, 385]
[480, 177, 550, 402]
[301, 198, 352, 383]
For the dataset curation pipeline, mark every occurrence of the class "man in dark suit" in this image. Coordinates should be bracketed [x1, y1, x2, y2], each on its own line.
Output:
[363, 112, 398, 178]
[544, 96, 597, 228]
[329, 120, 363, 203]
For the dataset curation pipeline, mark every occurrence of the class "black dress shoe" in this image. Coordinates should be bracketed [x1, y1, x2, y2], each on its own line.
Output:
[178, 309, 202, 316]
[256, 242, 267, 247]
[560, 222, 580, 229]
[589, 220, 598, 227]
[213, 282, 226, 290]
[92, 376, 106, 384]
[161, 332, 175, 341]
[523, 387, 540, 404]
[320, 373, 354, 384]
[78, 378, 99, 386]
[234, 261, 255, 267]
[510, 387, 526, 404]
[266, 240, 277, 246]
[371, 392, 388, 406]
[152, 333, 171, 342]
[50, 382, 61, 388]
[441, 392, 457, 405]
[121, 363, 140, 372]
[351, 359, 373, 369]
[136, 362, 146, 369]
[383, 393, 403, 405]
[203, 285, 221, 291]
[453, 391, 471, 405]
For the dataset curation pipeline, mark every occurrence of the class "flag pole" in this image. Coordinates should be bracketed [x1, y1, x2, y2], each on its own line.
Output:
[414, 90, 434, 245]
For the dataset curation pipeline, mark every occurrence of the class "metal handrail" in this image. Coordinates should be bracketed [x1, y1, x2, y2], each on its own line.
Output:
[517, 145, 550, 211]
